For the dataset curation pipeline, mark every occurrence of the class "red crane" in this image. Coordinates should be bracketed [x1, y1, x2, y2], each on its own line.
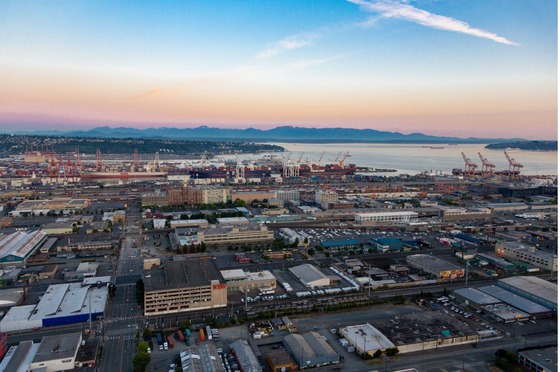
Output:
[504, 150, 523, 175]
[477, 152, 495, 175]
[461, 152, 478, 175]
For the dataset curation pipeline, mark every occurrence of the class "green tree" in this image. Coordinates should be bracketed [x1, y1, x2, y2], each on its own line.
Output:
[373, 350, 382, 359]
[386, 347, 399, 356]
[132, 351, 151, 372]
[137, 341, 149, 353]
[307, 248, 315, 256]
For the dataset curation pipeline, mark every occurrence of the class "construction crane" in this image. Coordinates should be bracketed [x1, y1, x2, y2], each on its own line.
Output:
[504, 150, 524, 175]
[477, 152, 495, 175]
[315, 151, 325, 164]
[96, 149, 103, 171]
[461, 152, 478, 175]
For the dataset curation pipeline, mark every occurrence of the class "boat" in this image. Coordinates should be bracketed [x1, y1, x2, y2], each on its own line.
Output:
[430, 146, 445, 149]
[79, 171, 168, 179]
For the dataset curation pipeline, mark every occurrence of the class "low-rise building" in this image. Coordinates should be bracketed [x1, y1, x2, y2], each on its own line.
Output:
[495, 242, 557, 272]
[438, 207, 492, 221]
[283, 332, 339, 369]
[517, 345, 557, 372]
[355, 211, 418, 225]
[288, 264, 331, 289]
[0, 230, 47, 265]
[406, 254, 464, 279]
[29, 333, 82, 372]
[339, 323, 394, 356]
[220, 269, 276, 292]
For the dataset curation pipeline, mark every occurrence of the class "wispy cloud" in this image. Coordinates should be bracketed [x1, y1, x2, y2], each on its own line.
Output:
[348, 0, 519, 46]
[258, 33, 320, 59]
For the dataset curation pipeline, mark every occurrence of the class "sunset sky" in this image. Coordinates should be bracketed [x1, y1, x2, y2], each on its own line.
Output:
[0, 0, 557, 140]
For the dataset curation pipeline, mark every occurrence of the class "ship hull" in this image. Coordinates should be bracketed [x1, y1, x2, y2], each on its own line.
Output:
[79, 171, 168, 179]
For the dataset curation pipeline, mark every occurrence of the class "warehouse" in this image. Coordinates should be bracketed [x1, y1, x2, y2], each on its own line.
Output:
[0, 230, 47, 265]
[288, 264, 331, 289]
[0, 283, 107, 332]
[0, 287, 26, 310]
[371, 237, 403, 253]
[0, 340, 39, 372]
[220, 269, 276, 292]
[453, 287, 501, 309]
[29, 333, 82, 372]
[283, 332, 339, 369]
[406, 254, 464, 279]
[479, 285, 554, 318]
[339, 323, 394, 356]
[143, 258, 227, 316]
[498, 276, 557, 312]
[230, 339, 262, 372]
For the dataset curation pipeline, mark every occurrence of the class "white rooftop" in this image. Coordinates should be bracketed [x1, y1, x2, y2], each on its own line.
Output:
[220, 269, 247, 281]
[341, 323, 394, 352]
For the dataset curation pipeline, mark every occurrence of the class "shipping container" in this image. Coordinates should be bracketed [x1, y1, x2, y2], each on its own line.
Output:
[199, 328, 205, 341]
[176, 330, 185, 342]
[205, 325, 213, 340]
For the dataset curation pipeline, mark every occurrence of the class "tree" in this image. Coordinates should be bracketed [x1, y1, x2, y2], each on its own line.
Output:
[373, 350, 382, 359]
[132, 351, 151, 372]
[386, 347, 399, 356]
[307, 248, 315, 257]
[137, 341, 149, 353]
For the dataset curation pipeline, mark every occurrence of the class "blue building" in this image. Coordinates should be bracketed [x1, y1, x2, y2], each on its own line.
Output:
[370, 237, 402, 253]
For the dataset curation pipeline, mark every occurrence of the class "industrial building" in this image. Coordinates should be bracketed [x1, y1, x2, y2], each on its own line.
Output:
[315, 191, 338, 209]
[339, 323, 394, 356]
[180, 344, 222, 372]
[0, 230, 47, 265]
[438, 207, 492, 221]
[282, 332, 339, 368]
[495, 242, 557, 271]
[288, 264, 331, 289]
[41, 221, 74, 235]
[0, 287, 26, 310]
[220, 269, 276, 293]
[453, 287, 501, 308]
[10, 198, 90, 216]
[57, 233, 120, 252]
[406, 254, 464, 279]
[143, 258, 227, 316]
[354, 211, 418, 225]
[230, 339, 262, 372]
[274, 189, 300, 202]
[498, 276, 557, 312]
[217, 217, 249, 226]
[478, 285, 554, 319]
[517, 345, 557, 372]
[0, 341, 39, 372]
[371, 237, 403, 253]
[0, 282, 107, 332]
[29, 333, 82, 372]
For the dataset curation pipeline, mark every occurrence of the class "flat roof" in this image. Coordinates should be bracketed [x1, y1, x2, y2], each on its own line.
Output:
[145, 258, 224, 291]
[407, 254, 463, 271]
[32, 333, 81, 363]
[217, 217, 249, 224]
[499, 276, 558, 305]
[220, 269, 247, 281]
[0, 287, 25, 307]
[289, 264, 328, 284]
[341, 323, 394, 351]
[356, 211, 418, 217]
[519, 346, 557, 369]
[246, 270, 275, 281]
[453, 288, 501, 305]
[479, 285, 554, 315]
[481, 303, 530, 322]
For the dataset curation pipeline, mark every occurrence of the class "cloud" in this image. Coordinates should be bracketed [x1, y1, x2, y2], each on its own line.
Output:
[258, 33, 320, 59]
[348, 0, 519, 46]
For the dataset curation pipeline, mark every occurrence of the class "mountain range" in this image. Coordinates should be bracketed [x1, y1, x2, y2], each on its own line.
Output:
[8, 125, 525, 144]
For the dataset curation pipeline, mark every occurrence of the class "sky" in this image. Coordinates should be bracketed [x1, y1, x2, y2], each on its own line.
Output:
[0, 0, 557, 140]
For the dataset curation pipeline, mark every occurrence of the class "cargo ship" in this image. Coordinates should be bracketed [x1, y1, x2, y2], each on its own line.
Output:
[79, 171, 168, 179]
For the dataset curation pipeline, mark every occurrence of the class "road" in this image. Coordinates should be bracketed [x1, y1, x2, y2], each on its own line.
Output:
[99, 208, 145, 372]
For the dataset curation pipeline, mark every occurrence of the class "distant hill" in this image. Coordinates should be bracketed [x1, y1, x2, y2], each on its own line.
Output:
[485, 141, 557, 151]
[10, 125, 525, 144]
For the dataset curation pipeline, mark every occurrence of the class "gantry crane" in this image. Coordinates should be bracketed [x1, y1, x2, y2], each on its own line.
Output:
[477, 152, 495, 175]
[504, 150, 524, 175]
[461, 152, 478, 175]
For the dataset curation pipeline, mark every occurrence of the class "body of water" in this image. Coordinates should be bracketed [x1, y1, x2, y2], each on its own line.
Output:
[260, 143, 557, 176]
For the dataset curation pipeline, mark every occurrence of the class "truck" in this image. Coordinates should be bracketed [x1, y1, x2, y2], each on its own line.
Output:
[176, 330, 185, 342]
[199, 328, 205, 341]
[167, 335, 174, 349]
[259, 287, 275, 295]
[205, 325, 213, 341]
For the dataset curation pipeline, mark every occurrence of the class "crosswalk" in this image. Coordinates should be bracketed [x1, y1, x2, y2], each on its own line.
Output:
[106, 316, 138, 322]
[106, 334, 137, 341]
